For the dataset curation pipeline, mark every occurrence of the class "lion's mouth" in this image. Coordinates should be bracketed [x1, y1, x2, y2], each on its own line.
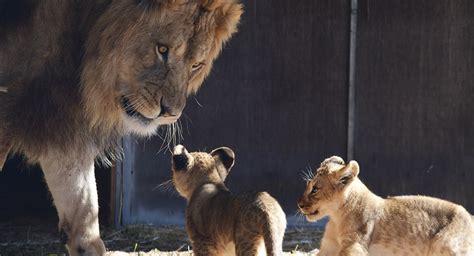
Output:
[120, 96, 162, 124]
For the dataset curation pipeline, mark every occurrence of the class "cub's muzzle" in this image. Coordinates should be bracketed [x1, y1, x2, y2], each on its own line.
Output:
[172, 145, 190, 170]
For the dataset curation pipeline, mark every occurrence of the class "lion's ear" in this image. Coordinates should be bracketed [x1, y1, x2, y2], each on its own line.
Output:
[203, 0, 243, 44]
[216, 1, 243, 44]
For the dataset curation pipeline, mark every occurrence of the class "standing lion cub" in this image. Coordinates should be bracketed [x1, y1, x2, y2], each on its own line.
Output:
[298, 156, 474, 256]
[171, 145, 287, 256]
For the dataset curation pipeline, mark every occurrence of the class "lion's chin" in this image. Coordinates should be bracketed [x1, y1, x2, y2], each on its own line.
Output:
[121, 112, 178, 137]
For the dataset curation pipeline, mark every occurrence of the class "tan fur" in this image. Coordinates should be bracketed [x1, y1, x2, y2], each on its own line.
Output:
[171, 145, 287, 256]
[0, 1, 242, 255]
[39, 149, 105, 256]
[298, 156, 474, 256]
[81, 0, 243, 136]
[0, 141, 10, 170]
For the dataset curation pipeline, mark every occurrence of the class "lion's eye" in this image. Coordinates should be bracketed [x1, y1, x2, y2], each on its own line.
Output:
[191, 62, 204, 72]
[156, 45, 169, 61]
[311, 186, 319, 194]
[157, 45, 168, 54]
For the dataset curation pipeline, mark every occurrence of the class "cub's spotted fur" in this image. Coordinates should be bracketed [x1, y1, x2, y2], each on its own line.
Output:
[298, 156, 474, 256]
[171, 145, 287, 256]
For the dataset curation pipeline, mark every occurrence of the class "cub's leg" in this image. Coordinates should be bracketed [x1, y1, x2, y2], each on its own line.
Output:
[262, 222, 285, 256]
[191, 239, 220, 256]
[40, 152, 105, 256]
[317, 222, 340, 256]
[338, 242, 368, 256]
[235, 228, 265, 256]
[317, 236, 339, 256]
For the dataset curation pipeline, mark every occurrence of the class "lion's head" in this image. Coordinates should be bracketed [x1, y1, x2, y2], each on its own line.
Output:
[81, 0, 243, 136]
[297, 156, 360, 222]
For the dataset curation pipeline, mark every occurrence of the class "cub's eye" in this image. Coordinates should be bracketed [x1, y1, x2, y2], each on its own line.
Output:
[191, 62, 204, 72]
[311, 186, 319, 194]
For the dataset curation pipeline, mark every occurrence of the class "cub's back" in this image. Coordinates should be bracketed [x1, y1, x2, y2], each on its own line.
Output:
[234, 191, 286, 225]
[382, 195, 472, 232]
[236, 192, 283, 212]
[369, 195, 473, 255]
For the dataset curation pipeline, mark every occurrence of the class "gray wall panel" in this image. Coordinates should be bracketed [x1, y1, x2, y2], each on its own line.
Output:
[354, 0, 474, 212]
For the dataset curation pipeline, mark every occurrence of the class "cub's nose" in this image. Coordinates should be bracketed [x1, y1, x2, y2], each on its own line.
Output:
[173, 145, 186, 155]
[172, 145, 189, 170]
[297, 198, 309, 210]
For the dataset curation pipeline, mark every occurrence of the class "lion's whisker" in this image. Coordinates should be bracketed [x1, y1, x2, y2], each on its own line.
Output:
[176, 119, 184, 142]
[193, 96, 203, 107]
[157, 123, 180, 154]
[157, 126, 170, 153]
[182, 113, 192, 135]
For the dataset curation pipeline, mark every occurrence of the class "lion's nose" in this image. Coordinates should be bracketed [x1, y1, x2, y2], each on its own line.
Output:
[159, 96, 185, 117]
[159, 101, 172, 117]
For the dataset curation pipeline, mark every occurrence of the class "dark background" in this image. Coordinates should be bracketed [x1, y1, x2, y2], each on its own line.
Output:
[1, 0, 473, 227]
[354, 0, 474, 208]
[118, 0, 474, 226]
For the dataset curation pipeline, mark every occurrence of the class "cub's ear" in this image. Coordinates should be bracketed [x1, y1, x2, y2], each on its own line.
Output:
[333, 160, 359, 188]
[210, 147, 235, 179]
[172, 144, 192, 171]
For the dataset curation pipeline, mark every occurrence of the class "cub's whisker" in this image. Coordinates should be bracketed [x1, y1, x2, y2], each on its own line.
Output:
[301, 166, 315, 182]
[153, 179, 178, 196]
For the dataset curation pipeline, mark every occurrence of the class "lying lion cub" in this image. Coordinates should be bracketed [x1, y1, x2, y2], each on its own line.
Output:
[171, 145, 287, 256]
[298, 156, 474, 256]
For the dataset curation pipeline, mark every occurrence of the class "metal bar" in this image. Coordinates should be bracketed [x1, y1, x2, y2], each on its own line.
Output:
[347, 0, 358, 160]
[113, 154, 123, 228]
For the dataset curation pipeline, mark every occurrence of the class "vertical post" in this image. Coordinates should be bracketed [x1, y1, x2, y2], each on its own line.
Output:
[114, 136, 134, 227]
[347, 0, 358, 160]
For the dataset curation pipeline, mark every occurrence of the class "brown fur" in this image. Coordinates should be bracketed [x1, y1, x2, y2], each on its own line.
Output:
[298, 156, 474, 256]
[0, 0, 242, 255]
[171, 145, 287, 256]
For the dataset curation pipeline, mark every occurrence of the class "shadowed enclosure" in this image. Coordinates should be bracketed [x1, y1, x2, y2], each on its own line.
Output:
[115, 0, 474, 226]
[0, 0, 473, 229]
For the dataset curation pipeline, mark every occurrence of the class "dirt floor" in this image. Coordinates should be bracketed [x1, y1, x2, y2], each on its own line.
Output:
[0, 217, 322, 256]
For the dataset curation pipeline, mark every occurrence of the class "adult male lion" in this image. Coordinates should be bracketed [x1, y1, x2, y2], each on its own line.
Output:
[0, 0, 242, 254]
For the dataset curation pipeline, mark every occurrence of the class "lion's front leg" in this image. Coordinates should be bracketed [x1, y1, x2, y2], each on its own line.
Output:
[40, 152, 105, 256]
